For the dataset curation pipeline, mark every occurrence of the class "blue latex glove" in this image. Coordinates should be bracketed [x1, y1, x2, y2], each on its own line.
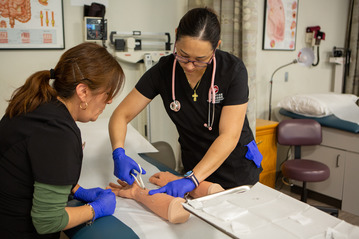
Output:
[245, 140, 263, 168]
[113, 147, 146, 185]
[89, 189, 116, 220]
[73, 186, 105, 203]
[148, 178, 195, 198]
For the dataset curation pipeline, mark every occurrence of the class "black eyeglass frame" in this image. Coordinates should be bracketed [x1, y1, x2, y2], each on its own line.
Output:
[172, 45, 216, 67]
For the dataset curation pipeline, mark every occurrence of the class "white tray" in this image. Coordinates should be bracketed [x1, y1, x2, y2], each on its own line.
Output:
[183, 185, 251, 239]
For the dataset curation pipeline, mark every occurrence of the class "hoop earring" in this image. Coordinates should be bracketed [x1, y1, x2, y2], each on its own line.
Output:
[80, 102, 88, 110]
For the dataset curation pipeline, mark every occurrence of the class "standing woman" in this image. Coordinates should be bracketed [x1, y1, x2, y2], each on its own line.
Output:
[109, 8, 262, 197]
[0, 42, 123, 238]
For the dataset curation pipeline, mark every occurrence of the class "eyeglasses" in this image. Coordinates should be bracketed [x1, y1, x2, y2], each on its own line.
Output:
[173, 47, 215, 67]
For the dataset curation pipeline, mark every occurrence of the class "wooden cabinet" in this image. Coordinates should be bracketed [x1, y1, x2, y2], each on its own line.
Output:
[256, 119, 278, 188]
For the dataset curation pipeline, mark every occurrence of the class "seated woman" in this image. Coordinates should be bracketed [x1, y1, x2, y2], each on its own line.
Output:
[0, 42, 124, 238]
[107, 171, 224, 223]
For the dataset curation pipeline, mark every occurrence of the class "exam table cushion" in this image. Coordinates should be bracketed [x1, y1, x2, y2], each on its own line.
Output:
[279, 108, 359, 133]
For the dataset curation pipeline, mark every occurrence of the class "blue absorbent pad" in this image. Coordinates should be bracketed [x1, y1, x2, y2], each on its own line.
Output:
[65, 200, 139, 239]
[279, 108, 359, 133]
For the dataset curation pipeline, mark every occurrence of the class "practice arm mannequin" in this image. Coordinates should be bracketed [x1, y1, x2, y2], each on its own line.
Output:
[107, 180, 189, 224]
[107, 174, 224, 224]
[149, 171, 224, 198]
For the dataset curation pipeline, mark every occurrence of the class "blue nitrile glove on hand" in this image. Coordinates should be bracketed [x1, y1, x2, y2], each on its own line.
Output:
[148, 178, 196, 198]
[89, 189, 116, 220]
[245, 140, 263, 168]
[113, 147, 146, 185]
[73, 186, 105, 203]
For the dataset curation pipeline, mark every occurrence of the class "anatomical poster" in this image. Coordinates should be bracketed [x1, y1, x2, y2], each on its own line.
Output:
[263, 0, 298, 51]
[0, 0, 64, 49]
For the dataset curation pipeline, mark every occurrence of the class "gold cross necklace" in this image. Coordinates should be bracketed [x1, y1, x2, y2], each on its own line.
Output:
[189, 79, 201, 101]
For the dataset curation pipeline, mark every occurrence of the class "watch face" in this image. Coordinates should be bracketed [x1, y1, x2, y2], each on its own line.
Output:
[184, 171, 193, 177]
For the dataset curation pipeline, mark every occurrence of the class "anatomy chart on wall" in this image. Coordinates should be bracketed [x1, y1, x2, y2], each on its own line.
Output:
[263, 0, 298, 51]
[0, 0, 64, 49]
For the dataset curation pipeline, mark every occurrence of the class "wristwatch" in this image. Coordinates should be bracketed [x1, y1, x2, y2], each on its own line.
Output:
[184, 170, 199, 187]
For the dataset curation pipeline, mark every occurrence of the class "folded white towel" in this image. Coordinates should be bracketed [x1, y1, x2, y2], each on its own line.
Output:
[202, 200, 248, 221]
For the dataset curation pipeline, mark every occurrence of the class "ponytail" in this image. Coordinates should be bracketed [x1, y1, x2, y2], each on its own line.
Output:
[6, 70, 57, 118]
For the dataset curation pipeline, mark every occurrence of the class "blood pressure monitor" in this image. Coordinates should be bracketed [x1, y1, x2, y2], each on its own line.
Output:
[84, 17, 107, 42]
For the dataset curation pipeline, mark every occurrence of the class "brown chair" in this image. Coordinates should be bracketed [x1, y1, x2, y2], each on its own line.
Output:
[278, 119, 338, 217]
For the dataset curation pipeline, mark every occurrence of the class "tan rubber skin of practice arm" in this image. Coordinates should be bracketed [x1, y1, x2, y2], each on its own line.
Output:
[107, 180, 189, 224]
[107, 173, 224, 224]
[149, 171, 224, 198]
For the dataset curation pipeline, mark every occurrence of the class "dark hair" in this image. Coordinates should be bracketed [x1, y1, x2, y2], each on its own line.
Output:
[176, 7, 221, 50]
[6, 42, 124, 118]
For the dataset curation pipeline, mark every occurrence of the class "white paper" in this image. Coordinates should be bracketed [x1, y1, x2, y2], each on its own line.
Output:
[76, 118, 157, 188]
[203, 201, 248, 221]
[182, 182, 359, 239]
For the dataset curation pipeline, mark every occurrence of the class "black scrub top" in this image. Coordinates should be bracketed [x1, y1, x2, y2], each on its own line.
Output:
[0, 100, 83, 238]
[136, 50, 262, 189]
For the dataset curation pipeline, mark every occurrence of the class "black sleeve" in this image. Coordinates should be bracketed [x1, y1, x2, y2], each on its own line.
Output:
[27, 121, 82, 186]
[135, 65, 160, 100]
[223, 60, 249, 106]
[135, 55, 173, 100]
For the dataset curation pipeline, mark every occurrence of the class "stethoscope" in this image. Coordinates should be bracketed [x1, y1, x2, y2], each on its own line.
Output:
[169, 52, 217, 130]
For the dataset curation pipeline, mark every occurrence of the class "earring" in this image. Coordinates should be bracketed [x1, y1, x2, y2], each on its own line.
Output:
[80, 102, 88, 110]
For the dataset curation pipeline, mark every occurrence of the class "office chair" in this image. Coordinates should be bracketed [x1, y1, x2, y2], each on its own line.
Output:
[144, 141, 176, 170]
[277, 119, 339, 217]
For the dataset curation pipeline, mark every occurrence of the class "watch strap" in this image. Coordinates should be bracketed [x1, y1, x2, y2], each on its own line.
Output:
[184, 171, 199, 187]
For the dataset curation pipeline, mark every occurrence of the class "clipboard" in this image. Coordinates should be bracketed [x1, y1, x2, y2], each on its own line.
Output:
[182, 185, 251, 239]
[182, 182, 359, 239]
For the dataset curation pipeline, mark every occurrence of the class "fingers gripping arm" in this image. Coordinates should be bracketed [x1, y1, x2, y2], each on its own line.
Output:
[149, 171, 224, 198]
[107, 180, 190, 223]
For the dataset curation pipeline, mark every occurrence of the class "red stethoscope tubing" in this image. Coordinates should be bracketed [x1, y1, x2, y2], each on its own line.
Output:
[170, 56, 216, 130]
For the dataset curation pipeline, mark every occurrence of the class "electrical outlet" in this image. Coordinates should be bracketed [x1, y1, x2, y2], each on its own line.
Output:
[284, 72, 289, 82]
[305, 32, 313, 44]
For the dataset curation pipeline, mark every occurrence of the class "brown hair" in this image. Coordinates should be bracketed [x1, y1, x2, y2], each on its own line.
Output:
[6, 42, 124, 118]
[176, 7, 221, 50]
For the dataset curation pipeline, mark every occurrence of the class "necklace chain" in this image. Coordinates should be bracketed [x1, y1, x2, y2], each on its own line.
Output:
[189, 79, 201, 102]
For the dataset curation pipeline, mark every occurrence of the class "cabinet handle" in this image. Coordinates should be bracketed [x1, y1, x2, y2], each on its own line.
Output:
[336, 155, 340, 168]
[256, 140, 263, 145]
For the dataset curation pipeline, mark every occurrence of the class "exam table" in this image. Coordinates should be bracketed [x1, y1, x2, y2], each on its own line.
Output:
[66, 118, 359, 239]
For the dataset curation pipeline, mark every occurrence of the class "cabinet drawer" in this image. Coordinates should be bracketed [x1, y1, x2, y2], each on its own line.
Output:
[256, 134, 277, 172]
[259, 170, 276, 188]
[294, 145, 346, 200]
[342, 151, 359, 216]
[321, 127, 359, 154]
[256, 119, 278, 189]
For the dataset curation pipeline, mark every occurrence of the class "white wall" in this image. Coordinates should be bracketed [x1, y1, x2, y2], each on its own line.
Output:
[0, 0, 350, 168]
[256, 0, 350, 120]
[0, 0, 187, 167]
[0, 0, 187, 116]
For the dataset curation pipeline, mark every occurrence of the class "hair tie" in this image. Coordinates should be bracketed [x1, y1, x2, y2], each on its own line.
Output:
[50, 69, 55, 79]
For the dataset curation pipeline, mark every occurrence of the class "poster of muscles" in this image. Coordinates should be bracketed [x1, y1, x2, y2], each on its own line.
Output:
[263, 0, 298, 51]
[0, 0, 64, 49]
